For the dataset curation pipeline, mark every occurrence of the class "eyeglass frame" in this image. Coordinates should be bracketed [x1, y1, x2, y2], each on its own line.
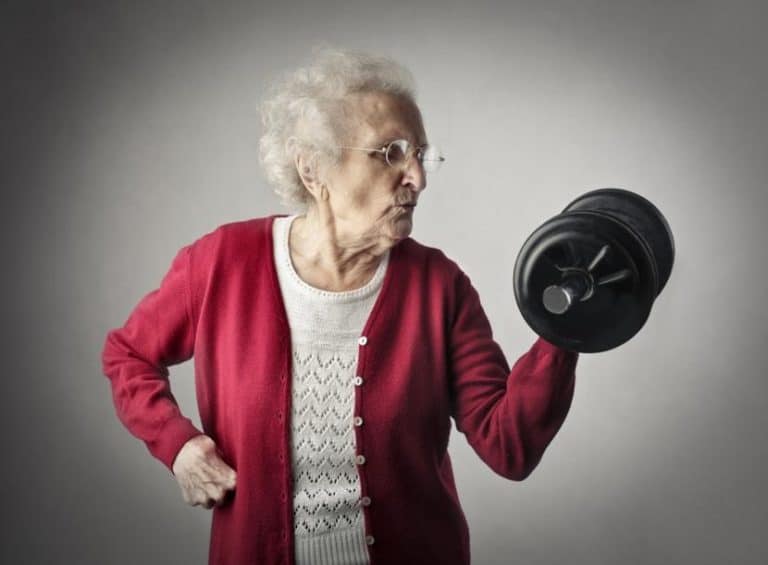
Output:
[338, 138, 446, 171]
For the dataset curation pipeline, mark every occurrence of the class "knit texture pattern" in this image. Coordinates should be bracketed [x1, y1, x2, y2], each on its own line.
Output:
[273, 215, 390, 565]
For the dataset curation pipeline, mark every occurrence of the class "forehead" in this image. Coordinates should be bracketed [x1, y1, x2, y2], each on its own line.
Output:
[345, 91, 426, 145]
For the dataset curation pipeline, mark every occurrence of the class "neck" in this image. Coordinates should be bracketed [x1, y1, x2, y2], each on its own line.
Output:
[288, 206, 393, 290]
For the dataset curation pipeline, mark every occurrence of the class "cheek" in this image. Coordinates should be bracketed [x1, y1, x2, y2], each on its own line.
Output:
[353, 176, 397, 209]
[332, 161, 399, 214]
[342, 167, 379, 205]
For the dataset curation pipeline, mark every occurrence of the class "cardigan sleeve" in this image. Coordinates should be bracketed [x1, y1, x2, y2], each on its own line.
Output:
[101, 243, 204, 474]
[448, 268, 578, 481]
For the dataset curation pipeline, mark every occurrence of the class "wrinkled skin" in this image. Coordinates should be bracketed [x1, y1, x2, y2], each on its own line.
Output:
[172, 435, 237, 509]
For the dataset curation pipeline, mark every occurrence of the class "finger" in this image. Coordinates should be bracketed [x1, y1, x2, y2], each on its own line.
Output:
[186, 471, 215, 501]
[207, 458, 238, 488]
[203, 483, 226, 505]
[175, 464, 212, 506]
[197, 488, 217, 508]
[200, 449, 229, 470]
[188, 489, 207, 506]
[179, 477, 201, 505]
[222, 468, 237, 490]
[180, 457, 234, 502]
[196, 462, 231, 489]
[187, 470, 216, 498]
[197, 472, 234, 491]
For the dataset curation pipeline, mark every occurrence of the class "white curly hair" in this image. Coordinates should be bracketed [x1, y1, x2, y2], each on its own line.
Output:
[258, 46, 417, 210]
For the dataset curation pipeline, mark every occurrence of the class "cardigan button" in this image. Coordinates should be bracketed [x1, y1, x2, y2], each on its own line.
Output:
[353, 416, 363, 427]
[358, 336, 368, 346]
[365, 535, 375, 546]
[361, 496, 371, 507]
[353, 376, 364, 386]
[355, 454, 366, 465]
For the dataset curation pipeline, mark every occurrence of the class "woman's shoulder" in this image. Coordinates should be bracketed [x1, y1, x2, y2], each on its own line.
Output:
[399, 237, 464, 279]
[185, 214, 280, 261]
[207, 214, 278, 239]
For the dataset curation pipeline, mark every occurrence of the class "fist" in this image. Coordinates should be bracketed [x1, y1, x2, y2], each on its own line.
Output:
[172, 435, 237, 509]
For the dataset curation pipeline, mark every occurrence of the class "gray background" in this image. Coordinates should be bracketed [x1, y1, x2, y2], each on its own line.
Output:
[2, 1, 766, 563]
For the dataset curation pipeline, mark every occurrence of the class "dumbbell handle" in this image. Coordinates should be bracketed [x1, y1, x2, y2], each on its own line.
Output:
[543, 275, 590, 314]
[543, 268, 632, 315]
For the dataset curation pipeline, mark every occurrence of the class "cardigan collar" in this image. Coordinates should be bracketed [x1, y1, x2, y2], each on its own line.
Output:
[263, 213, 405, 348]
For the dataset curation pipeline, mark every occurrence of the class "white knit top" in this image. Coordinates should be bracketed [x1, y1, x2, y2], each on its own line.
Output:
[272, 214, 390, 565]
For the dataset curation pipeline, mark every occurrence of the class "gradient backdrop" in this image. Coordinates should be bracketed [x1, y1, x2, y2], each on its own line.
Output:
[3, 1, 767, 564]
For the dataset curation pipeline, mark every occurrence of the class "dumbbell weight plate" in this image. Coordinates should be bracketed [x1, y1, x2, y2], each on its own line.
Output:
[563, 188, 675, 294]
[513, 210, 657, 352]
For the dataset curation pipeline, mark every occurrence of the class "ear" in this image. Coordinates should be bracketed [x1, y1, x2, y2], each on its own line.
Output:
[295, 152, 323, 197]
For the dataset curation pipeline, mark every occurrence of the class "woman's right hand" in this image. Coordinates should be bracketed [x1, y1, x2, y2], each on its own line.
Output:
[172, 435, 237, 509]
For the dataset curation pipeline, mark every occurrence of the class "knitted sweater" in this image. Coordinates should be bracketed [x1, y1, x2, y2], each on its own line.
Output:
[101, 214, 579, 565]
[273, 214, 388, 564]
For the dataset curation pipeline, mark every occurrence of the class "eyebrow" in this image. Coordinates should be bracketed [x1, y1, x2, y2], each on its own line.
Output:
[372, 134, 428, 148]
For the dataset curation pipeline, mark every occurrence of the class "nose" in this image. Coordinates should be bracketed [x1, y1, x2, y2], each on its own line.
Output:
[401, 156, 427, 193]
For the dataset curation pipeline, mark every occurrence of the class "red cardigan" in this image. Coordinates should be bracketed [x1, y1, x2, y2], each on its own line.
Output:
[102, 214, 578, 565]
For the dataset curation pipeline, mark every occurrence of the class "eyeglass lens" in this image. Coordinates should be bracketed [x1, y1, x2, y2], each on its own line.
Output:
[385, 140, 443, 172]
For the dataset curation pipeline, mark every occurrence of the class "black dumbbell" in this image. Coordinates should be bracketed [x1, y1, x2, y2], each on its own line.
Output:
[513, 188, 674, 353]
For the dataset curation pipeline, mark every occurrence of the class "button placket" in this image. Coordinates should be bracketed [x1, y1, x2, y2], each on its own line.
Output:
[355, 336, 372, 544]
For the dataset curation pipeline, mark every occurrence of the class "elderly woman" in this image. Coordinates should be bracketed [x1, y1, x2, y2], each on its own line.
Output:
[102, 49, 578, 565]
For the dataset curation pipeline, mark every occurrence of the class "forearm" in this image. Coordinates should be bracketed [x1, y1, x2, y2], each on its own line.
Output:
[495, 338, 577, 479]
[101, 244, 203, 472]
[453, 336, 577, 480]
[450, 267, 579, 480]
[102, 329, 203, 471]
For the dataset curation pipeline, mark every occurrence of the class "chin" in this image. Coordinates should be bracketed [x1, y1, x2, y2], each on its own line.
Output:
[390, 216, 413, 241]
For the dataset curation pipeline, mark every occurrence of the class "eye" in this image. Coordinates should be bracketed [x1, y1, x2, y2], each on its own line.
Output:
[385, 139, 410, 165]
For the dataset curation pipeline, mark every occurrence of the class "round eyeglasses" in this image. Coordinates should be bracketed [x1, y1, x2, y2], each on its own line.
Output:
[340, 139, 445, 172]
